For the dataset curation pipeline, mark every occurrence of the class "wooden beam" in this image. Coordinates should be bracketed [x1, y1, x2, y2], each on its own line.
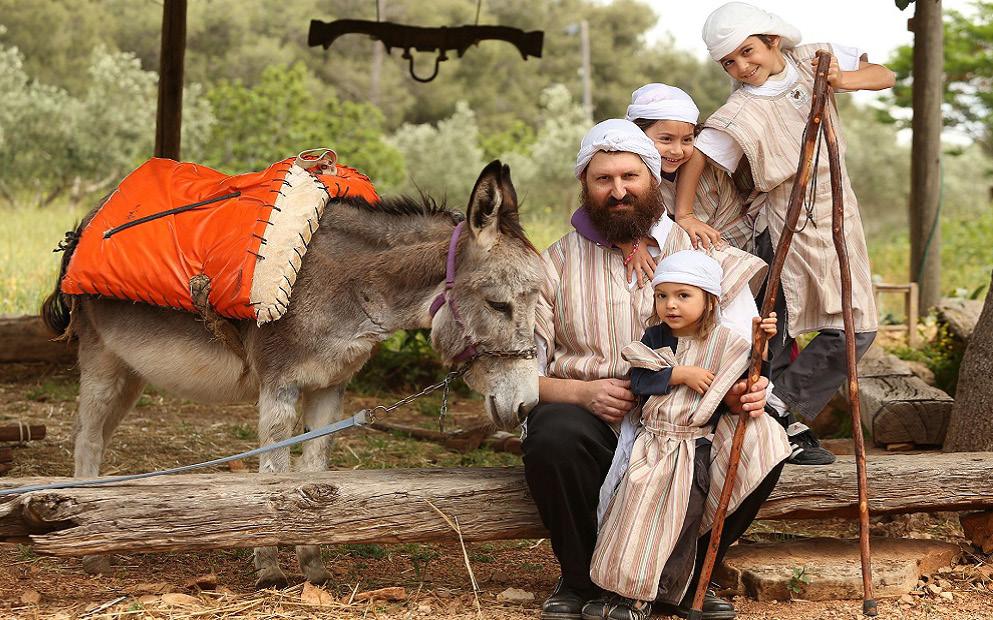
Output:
[909, 0, 943, 311]
[852, 347, 953, 447]
[0, 315, 75, 364]
[3, 453, 993, 556]
[154, 0, 187, 160]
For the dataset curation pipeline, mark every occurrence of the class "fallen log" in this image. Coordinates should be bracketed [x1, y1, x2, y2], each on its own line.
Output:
[2, 452, 992, 556]
[0, 447, 12, 462]
[848, 347, 953, 447]
[0, 315, 76, 364]
[936, 297, 983, 342]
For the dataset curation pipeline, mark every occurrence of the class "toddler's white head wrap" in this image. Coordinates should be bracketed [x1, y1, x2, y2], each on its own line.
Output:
[624, 83, 700, 125]
[574, 119, 662, 184]
[651, 250, 723, 298]
[702, 2, 801, 62]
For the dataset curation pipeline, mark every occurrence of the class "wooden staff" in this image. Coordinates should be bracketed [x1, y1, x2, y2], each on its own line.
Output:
[689, 51, 875, 618]
[822, 103, 876, 616]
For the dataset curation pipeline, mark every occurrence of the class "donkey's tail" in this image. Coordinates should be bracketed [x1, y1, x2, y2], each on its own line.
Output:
[41, 202, 102, 337]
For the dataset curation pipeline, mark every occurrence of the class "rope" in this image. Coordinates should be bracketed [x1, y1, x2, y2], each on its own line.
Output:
[914, 158, 943, 285]
[0, 367, 472, 497]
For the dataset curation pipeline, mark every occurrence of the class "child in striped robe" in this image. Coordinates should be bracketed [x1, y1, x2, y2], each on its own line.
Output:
[583, 250, 779, 620]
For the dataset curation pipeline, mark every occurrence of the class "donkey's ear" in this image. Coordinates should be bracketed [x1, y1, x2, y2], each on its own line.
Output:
[466, 160, 512, 249]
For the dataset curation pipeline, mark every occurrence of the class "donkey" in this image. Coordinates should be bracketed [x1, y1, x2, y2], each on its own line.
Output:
[41, 160, 541, 587]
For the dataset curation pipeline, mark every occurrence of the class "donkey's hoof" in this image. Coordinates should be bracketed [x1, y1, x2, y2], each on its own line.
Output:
[255, 569, 290, 590]
[82, 555, 113, 576]
[303, 567, 334, 586]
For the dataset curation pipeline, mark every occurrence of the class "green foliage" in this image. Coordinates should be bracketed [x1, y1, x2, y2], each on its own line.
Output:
[202, 63, 404, 189]
[891, 323, 966, 396]
[390, 101, 485, 203]
[887, 1, 993, 156]
[788, 566, 811, 595]
[0, 36, 213, 207]
[480, 120, 537, 161]
[341, 543, 388, 559]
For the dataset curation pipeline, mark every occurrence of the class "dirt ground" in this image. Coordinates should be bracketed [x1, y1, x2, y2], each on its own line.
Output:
[2, 362, 993, 619]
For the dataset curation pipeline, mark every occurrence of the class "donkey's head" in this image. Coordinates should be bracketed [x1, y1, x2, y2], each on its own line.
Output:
[430, 161, 541, 429]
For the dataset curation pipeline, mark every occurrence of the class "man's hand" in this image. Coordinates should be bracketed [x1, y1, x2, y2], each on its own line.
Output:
[675, 215, 722, 250]
[582, 378, 636, 424]
[672, 366, 715, 395]
[724, 375, 769, 419]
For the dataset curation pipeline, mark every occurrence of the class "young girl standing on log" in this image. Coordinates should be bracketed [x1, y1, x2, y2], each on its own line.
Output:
[582, 251, 782, 620]
[677, 2, 895, 465]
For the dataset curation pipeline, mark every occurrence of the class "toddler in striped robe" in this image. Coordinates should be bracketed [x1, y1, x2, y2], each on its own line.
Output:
[583, 250, 776, 620]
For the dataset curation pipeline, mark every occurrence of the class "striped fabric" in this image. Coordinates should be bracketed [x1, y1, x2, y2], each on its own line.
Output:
[535, 232, 656, 383]
[659, 162, 763, 252]
[703, 43, 878, 337]
[590, 328, 751, 601]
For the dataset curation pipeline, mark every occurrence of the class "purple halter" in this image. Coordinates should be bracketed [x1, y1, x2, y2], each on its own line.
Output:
[429, 221, 479, 363]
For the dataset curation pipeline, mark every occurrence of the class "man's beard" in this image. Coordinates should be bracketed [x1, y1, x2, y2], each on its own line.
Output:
[581, 181, 666, 244]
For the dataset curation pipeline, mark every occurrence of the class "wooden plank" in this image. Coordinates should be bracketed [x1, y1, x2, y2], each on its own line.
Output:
[850, 347, 953, 446]
[3, 453, 993, 556]
[0, 316, 76, 364]
[936, 298, 983, 341]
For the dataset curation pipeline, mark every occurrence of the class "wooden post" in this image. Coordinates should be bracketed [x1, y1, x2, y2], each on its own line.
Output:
[154, 0, 187, 160]
[909, 0, 943, 311]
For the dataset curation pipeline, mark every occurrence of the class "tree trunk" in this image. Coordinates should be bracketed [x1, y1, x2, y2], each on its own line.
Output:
[909, 0, 944, 311]
[0, 315, 76, 363]
[943, 272, 993, 451]
[4, 454, 993, 556]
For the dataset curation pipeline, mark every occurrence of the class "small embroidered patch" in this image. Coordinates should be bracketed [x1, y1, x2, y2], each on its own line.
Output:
[788, 86, 811, 111]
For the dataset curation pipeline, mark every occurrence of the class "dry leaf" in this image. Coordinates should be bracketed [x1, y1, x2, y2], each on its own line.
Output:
[138, 594, 160, 605]
[129, 582, 171, 595]
[228, 459, 248, 472]
[161, 592, 202, 608]
[183, 573, 218, 591]
[301, 581, 335, 606]
[20, 589, 41, 605]
[352, 586, 407, 602]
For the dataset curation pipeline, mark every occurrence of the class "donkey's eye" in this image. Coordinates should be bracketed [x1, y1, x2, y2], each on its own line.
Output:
[487, 300, 512, 314]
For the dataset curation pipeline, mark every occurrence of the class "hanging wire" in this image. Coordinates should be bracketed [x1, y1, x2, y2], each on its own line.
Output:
[793, 123, 824, 234]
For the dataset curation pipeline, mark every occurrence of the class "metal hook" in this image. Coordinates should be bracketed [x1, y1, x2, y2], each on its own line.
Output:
[402, 48, 448, 83]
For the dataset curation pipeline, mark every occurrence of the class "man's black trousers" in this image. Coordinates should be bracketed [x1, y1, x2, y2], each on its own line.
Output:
[522, 401, 784, 595]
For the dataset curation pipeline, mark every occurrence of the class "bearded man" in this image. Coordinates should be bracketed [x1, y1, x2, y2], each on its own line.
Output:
[524, 119, 789, 620]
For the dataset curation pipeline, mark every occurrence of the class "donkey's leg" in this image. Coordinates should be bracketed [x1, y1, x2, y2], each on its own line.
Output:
[74, 338, 146, 575]
[253, 383, 300, 589]
[294, 385, 345, 584]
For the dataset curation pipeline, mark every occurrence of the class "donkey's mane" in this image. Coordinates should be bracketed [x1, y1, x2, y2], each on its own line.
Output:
[337, 195, 462, 222]
[336, 194, 535, 252]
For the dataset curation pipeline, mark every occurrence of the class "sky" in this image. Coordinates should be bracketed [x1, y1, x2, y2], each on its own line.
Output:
[647, 0, 974, 64]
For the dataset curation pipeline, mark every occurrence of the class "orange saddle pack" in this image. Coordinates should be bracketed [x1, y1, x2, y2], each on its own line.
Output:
[61, 151, 378, 323]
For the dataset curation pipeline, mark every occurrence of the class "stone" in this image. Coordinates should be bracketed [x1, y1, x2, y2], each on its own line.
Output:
[137, 595, 160, 605]
[960, 511, 993, 553]
[20, 589, 41, 605]
[898, 594, 915, 606]
[496, 587, 535, 604]
[940, 591, 954, 601]
[926, 583, 942, 596]
[716, 537, 960, 601]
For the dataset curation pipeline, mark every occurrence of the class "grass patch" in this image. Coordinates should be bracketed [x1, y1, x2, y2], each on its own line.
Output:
[0, 203, 88, 316]
[25, 377, 78, 403]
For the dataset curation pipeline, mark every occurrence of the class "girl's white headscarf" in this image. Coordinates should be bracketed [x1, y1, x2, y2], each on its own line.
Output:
[651, 250, 723, 298]
[574, 119, 663, 184]
[624, 83, 700, 125]
[702, 2, 802, 62]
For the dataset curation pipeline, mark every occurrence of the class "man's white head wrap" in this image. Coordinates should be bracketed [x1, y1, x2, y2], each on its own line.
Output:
[651, 250, 723, 298]
[625, 83, 700, 125]
[702, 2, 802, 62]
[575, 118, 662, 184]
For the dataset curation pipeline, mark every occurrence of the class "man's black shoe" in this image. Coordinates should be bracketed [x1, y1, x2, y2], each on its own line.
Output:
[582, 594, 651, 620]
[542, 577, 593, 620]
[655, 585, 736, 619]
[786, 421, 836, 465]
